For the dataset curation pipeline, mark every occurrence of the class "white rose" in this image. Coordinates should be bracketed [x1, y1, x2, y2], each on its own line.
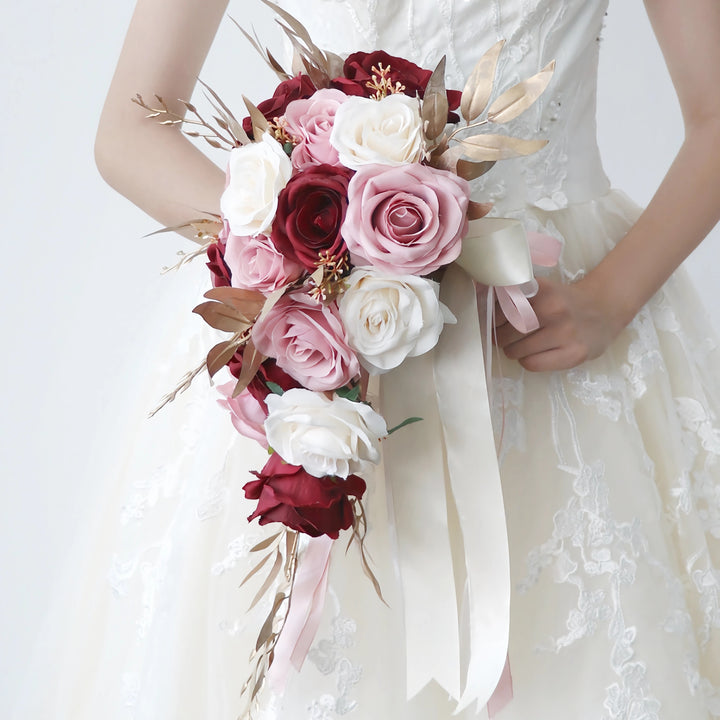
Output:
[330, 94, 425, 169]
[264, 388, 387, 479]
[338, 267, 456, 374]
[220, 133, 292, 236]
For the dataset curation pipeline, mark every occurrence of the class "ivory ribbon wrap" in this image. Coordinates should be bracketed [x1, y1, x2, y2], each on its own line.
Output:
[379, 218, 549, 711]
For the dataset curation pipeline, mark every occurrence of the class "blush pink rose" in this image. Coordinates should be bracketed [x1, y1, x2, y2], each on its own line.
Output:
[343, 163, 470, 275]
[252, 291, 360, 392]
[217, 381, 268, 448]
[283, 88, 348, 171]
[224, 232, 304, 295]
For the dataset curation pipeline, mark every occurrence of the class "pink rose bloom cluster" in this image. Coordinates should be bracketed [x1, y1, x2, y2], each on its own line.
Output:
[208, 55, 472, 458]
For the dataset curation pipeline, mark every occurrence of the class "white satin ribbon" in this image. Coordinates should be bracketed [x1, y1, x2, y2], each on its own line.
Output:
[380, 263, 511, 711]
[379, 218, 546, 712]
[456, 218, 534, 287]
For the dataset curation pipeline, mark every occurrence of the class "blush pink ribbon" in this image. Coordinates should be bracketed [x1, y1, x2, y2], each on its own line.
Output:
[267, 534, 334, 690]
[492, 231, 563, 334]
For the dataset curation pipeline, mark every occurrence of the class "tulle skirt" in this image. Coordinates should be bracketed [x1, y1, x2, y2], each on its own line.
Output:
[12, 189, 720, 719]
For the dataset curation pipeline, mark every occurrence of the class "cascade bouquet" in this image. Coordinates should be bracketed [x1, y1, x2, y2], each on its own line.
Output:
[135, 1, 555, 713]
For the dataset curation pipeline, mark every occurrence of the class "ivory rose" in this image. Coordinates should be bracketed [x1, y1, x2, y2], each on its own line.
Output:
[223, 232, 304, 294]
[338, 268, 455, 374]
[264, 388, 387, 479]
[252, 291, 360, 392]
[220, 133, 292, 237]
[343, 163, 470, 275]
[329, 94, 424, 169]
[283, 88, 348, 170]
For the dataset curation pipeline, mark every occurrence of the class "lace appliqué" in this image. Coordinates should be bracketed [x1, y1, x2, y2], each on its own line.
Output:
[520, 376, 664, 718]
[307, 616, 362, 717]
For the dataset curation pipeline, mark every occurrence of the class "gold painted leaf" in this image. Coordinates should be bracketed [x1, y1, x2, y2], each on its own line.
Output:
[204, 286, 266, 316]
[243, 95, 270, 138]
[249, 550, 284, 611]
[262, 0, 315, 53]
[232, 339, 266, 397]
[206, 339, 241, 378]
[192, 301, 253, 333]
[239, 551, 274, 587]
[467, 200, 494, 219]
[257, 286, 288, 325]
[456, 158, 496, 181]
[255, 591, 286, 651]
[300, 52, 330, 90]
[432, 145, 464, 172]
[250, 532, 282, 553]
[460, 39, 505, 123]
[487, 60, 556, 124]
[458, 133, 548, 161]
[421, 56, 449, 142]
[230, 17, 290, 82]
[198, 78, 251, 145]
[324, 50, 345, 80]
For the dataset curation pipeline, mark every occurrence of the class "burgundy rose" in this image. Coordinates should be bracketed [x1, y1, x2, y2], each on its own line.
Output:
[331, 51, 461, 122]
[228, 351, 300, 410]
[244, 452, 366, 538]
[271, 164, 353, 271]
[242, 74, 317, 136]
[206, 241, 231, 288]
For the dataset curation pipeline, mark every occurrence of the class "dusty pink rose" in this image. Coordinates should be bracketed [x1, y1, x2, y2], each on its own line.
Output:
[217, 381, 268, 448]
[283, 88, 348, 171]
[343, 163, 470, 275]
[252, 291, 360, 392]
[223, 232, 304, 295]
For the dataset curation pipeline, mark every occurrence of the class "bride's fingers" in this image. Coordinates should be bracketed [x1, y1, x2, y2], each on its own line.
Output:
[493, 320, 528, 347]
[516, 346, 587, 373]
[501, 328, 559, 360]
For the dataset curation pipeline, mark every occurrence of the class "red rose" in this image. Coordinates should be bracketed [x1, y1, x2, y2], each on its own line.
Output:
[242, 74, 317, 136]
[271, 165, 353, 271]
[228, 351, 300, 409]
[331, 51, 461, 122]
[244, 452, 366, 538]
[206, 240, 231, 288]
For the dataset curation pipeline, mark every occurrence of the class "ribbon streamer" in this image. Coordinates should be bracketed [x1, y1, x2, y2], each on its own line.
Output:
[380, 263, 511, 711]
[267, 535, 334, 690]
[380, 219, 560, 712]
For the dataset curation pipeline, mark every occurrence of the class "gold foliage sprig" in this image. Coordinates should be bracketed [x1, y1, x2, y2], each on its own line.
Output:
[424, 41, 556, 178]
[132, 86, 251, 150]
[238, 529, 300, 719]
[235, 0, 344, 92]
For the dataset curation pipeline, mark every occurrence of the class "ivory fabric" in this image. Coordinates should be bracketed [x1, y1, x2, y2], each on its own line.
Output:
[12, 1, 720, 718]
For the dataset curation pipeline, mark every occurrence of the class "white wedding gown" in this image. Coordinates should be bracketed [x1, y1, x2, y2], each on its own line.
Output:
[13, 0, 720, 718]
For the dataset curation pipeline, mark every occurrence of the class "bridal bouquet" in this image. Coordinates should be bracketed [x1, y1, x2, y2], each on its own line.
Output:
[135, 1, 554, 712]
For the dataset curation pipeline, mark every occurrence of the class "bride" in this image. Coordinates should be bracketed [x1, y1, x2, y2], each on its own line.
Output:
[14, 0, 720, 717]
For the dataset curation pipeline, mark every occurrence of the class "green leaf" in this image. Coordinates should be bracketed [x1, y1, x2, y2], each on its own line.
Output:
[336, 384, 361, 402]
[265, 381, 285, 395]
[387, 417, 423, 435]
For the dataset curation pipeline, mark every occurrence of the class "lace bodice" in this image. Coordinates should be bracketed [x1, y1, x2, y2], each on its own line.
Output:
[276, 0, 611, 212]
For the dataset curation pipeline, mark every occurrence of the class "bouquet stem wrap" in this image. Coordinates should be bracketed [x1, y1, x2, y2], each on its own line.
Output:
[381, 261, 512, 712]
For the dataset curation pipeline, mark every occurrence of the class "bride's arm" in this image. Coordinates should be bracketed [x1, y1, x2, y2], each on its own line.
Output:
[95, 0, 228, 238]
[495, 0, 720, 372]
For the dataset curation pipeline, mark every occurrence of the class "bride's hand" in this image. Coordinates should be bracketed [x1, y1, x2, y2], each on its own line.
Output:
[493, 276, 626, 372]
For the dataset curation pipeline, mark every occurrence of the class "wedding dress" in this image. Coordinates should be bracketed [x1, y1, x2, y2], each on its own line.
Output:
[13, 0, 720, 718]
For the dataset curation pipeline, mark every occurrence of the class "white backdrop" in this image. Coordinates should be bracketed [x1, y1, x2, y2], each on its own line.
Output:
[1, 0, 718, 711]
